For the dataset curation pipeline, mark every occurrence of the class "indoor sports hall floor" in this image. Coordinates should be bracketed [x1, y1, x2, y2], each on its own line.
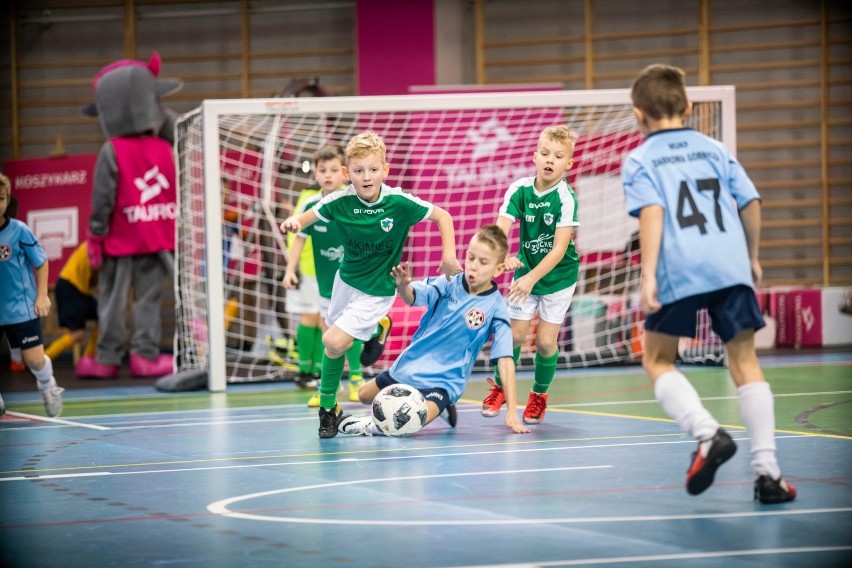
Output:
[1, 352, 850, 568]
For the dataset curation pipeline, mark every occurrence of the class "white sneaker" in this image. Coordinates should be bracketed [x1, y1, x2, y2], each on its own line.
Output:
[0, 392, 5, 416]
[40, 385, 64, 418]
[338, 414, 374, 436]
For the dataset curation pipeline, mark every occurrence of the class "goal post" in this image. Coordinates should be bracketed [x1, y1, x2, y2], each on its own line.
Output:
[175, 87, 737, 392]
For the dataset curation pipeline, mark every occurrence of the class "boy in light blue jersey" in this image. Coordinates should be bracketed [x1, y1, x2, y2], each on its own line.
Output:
[338, 224, 530, 436]
[0, 173, 64, 417]
[281, 131, 462, 438]
[622, 64, 795, 504]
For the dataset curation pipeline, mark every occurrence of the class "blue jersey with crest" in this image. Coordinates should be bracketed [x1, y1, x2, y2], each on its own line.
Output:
[0, 217, 48, 325]
[389, 273, 513, 403]
[622, 128, 760, 305]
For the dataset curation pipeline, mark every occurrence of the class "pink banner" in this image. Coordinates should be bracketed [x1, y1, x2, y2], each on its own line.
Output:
[774, 289, 823, 348]
[3, 154, 97, 285]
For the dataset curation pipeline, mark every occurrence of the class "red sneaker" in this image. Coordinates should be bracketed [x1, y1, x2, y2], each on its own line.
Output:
[9, 359, 26, 373]
[523, 391, 548, 424]
[480, 377, 505, 417]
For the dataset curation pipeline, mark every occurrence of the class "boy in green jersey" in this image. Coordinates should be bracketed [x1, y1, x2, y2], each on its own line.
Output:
[284, 144, 392, 407]
[281, 131, 462, 438]
[480, 125, 580, 425]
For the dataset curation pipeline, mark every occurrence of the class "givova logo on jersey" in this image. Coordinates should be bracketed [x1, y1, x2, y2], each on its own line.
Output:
[466, 307, 486, 330]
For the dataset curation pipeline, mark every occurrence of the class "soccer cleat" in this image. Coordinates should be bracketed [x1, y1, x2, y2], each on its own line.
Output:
[439, 403, 458, 428]
[266, 335, 298, 368]
[40, 385, 65, 418]
[338, 414, 374, 436]
[360, 316, 393, 367]
[480, 377, 505, 417]
[307, 391, 320, 408]
[523, 391, 549, 424]
[685, 428, 737, 495]
[294, 372, 318, 390]
[10, 359, 26, 373]
[318, 404, 346, 438]
[348, 377, 365, 402]
[754, 475, 797, 504]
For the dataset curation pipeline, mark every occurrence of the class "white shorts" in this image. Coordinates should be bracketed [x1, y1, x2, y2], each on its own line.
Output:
[508, 283, 577, 324]
[326, 273, 395, 341]
[285, 275, 320, 314]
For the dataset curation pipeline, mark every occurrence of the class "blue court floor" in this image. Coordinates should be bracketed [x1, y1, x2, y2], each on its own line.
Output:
[1, 353, 850, 567]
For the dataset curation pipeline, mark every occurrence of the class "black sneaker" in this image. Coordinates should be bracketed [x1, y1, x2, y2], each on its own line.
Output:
[754, 475, 797, 504]
[685, 428, 737, 495]
[318, 404, 346, 439]
[438, 403, 457, 428]
[294, 372, 318, 390]
[360, 316, 392, 367]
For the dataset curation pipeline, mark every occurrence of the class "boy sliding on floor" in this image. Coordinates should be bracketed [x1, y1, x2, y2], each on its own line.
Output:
[338, 225, 530, 436]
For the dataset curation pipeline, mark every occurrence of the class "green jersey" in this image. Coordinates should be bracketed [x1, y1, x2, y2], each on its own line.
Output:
[313, 184, 432, 296]
[499, 176, 580, 295]
[299, 192, 344, 298]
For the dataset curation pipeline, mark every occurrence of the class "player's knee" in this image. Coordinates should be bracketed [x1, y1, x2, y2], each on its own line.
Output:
[23, 349, 46, 370]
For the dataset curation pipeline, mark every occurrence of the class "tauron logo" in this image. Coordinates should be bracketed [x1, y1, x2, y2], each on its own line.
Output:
[466, 117, 512, 160]
[134, 165, 169, 204]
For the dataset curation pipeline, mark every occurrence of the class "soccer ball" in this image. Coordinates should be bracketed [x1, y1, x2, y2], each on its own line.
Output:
[371, 384, 428, 437]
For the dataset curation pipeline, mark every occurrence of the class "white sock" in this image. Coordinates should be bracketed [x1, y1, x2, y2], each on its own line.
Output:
[11, 347, 23, 363]
[30, 355, 55, 389]
[737, 381, 781, 479]
[654, 370, 719, 441]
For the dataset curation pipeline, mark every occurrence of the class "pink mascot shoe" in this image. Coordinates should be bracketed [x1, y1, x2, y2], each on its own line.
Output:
[75, 356, 120, 379]
[129, 353, 174, 378]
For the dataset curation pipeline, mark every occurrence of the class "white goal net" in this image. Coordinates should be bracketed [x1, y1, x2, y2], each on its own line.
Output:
[174, 88, 736, 391]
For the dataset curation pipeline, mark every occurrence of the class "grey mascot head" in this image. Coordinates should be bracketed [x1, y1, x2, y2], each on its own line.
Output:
[82, 52, 182, 142]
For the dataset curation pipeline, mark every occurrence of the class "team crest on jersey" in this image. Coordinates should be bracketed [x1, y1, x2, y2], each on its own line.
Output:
[466, 307, 486, 330]
[543, 212, 554, 226]
[380, 218, 394, 232]
[0, 244, 10, 261]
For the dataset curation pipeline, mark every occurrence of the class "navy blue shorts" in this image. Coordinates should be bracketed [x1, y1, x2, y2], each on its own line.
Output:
[1, 318, 45, 350]
[645, 285, 765, 343]
[55, 278, 98, 331]
[375, 370, 452, 413]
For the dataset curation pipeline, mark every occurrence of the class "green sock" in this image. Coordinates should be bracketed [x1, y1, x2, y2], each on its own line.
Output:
[311, 326, 324, 376]
[346, 339, 364, 380]
[494, 345, 521, 387]
[532, 352, 559, 394]
[319, 352, 345, 409]
[297, 324, 317, 373]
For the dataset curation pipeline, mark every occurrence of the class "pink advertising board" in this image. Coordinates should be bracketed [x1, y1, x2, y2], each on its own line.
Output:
[3, 154, 97, 285]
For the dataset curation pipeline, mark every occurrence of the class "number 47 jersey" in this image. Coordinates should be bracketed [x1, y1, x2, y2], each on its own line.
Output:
[621, 127, 761, 305]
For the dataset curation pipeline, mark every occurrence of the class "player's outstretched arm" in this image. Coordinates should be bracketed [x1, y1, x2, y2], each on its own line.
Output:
[496, 356, 531, 434]
[427, 205, 462, 280]
[391, 262, 415, 305]
[282, 234, 306, 289]
[280, 209, 317, 234]
[638, 205, 664, 314]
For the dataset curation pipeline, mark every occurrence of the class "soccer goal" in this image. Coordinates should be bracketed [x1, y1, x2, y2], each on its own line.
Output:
[174, 87, 736, 392]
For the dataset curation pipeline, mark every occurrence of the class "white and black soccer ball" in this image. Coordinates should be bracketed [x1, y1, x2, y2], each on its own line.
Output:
[371, 384, 428, 437]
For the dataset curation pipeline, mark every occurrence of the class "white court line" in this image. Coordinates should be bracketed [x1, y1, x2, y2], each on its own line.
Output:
[207, 466, 852, 525]
[0, 433, 810, 482]
[551, 390, 852, 409]
[440, 546, 852, 567]
[5, 411, 110, 431]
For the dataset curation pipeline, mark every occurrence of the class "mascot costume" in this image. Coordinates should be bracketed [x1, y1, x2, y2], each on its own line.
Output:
[75, 52, 181, 379]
